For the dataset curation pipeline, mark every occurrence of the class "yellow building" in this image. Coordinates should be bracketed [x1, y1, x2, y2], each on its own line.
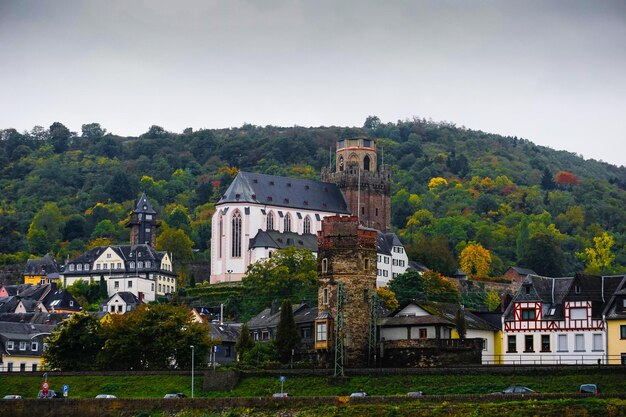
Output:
[0, 322, 54, 372]
[23, 254, 61, 286]
[603, 278, 626, 365]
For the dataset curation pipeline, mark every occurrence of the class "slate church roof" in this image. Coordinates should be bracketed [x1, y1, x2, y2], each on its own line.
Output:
[249, 230, 318, 251]
[218, 171, 350, 214]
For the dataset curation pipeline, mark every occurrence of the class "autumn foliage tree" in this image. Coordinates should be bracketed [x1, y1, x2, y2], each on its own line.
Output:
[555, 171, 580, 187]
[578, 232, 616, 275]
[376, 287, 399, 310]
[459, 242, 492, 279]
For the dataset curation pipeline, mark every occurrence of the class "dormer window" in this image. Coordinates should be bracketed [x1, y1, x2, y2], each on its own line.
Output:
[143, 205, 147, 210]
[575, 285, 581, 294]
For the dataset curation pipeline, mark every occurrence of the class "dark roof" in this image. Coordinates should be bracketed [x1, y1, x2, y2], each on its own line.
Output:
[0, 322, 55, 340]
[375, 232, 403, 256]
[503, 274, 623, 321]
[16, 284, 53, 301]
[382, 301, 499, 332]
[64, 244, 174, 276]
[23, 254, 61, 275]
[248, 303, 317, 330]
[134, 192, 157, 215]
[208, 322, 242, 344]
[380, 315, 453, 327]
[0, 284, 32, 296]
[249, 230, 318, 251]
[603, 276, 626, 319]
[218, 171, 350, 214]
[0, 312, 70, 325]
[0, 297, 19, 314]
[408, 261, 430, 272]
[507, 266, 537, 276]
[102, 291, 142, 306]
[42, 289, 82, 312]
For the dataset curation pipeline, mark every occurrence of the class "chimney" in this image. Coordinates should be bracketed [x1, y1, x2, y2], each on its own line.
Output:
[270, 299, 280, 315]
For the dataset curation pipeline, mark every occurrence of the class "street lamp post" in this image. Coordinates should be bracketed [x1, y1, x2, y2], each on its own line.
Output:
[190, 345, 195, 399]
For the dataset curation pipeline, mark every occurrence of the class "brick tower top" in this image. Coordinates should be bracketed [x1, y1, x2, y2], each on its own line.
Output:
[321, 137, 391, 232]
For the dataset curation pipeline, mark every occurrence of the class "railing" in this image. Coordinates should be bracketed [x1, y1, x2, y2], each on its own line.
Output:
[483, 354, 625, 365]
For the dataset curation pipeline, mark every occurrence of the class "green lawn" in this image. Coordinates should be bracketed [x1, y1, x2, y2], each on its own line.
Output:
[1, 368, 625, 399]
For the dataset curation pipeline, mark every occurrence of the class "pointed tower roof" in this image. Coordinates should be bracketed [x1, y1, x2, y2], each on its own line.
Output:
[134, 192, 157, 215]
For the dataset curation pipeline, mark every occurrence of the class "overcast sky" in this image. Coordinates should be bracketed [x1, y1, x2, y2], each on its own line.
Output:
[1, 1, 625, 165]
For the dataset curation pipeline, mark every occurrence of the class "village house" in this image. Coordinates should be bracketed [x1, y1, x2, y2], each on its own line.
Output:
[502, 274, 623, 365]
[0, 322, 54, 372]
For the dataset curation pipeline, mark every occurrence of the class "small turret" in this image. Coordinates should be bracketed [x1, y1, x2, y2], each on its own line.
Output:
[125, 192, 159, 248]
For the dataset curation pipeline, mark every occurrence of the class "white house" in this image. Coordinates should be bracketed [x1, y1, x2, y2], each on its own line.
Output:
[502, 274, 623, 365]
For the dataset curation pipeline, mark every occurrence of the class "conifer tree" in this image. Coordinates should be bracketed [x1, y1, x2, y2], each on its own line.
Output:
[274, 299, 301, 364]
[235, 323, 255, 361]
[455, 307, 467, 339]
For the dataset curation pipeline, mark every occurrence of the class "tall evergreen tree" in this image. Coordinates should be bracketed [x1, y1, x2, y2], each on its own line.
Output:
[455, 307, 467, 339]
[99, 275, 108, 299]
[274, 299, 301, 364]
[235, 323, 255, 361]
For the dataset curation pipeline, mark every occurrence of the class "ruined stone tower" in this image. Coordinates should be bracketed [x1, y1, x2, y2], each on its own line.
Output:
[321, 137, 391, 232]
[314, 215, 377, 369]
[125, 192, 159, 248]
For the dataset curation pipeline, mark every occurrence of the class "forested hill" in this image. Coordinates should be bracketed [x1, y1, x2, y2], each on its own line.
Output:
[1, 117, 626, 280]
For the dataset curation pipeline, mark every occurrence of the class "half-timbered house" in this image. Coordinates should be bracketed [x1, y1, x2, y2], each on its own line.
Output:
[502, 274, 622, 364]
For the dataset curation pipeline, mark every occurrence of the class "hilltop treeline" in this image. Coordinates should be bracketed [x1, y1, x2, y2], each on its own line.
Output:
[1, 117, 625, 279]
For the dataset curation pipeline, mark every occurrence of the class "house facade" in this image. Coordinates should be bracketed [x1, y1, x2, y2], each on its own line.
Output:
[23, 254, 62, 286]
[380, 301, 501, 365]
[210, 137, 409, 285]
[603, 276, 626, 364]
[0, 322, 54, 372]
[61, 193, 176, 302]
[502, 274, 623, 365]
[100, 292, 143, 314]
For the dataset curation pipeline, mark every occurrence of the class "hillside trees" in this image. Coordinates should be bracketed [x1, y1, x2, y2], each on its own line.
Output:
[1, 119, 626, 279]
[388, 270, 460, 304]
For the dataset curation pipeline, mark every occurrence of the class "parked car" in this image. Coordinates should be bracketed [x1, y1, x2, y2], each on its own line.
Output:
[95, 394, 117, 399]
[2, 395, 22, 400]
[37, 390, 63, 399]
[494, 386, 535, 394]
[350, 391, 368, 397]
[271, 393, 291, 398]
[579, 384, 599, 395]
[163, 393, 186, 399]
[407, 391, 423, 397]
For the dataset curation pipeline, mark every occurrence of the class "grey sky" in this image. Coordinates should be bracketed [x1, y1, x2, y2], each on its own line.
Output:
[1, 1, 625, 165]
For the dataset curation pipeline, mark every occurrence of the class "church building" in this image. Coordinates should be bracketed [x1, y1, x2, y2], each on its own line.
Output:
[61, 193, 177, 302]
[210, 137, 409, 286]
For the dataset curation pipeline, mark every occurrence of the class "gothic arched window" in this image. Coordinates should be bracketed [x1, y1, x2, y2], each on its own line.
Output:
[303, 215, 311, 234]
[339, 156, 344, 172]
[218, 214, 223, 259]
[267, 211, 275, 230]
[231, 210, 242, 257]
[284, 213, 292, 232]
[363, 155, 371, 171]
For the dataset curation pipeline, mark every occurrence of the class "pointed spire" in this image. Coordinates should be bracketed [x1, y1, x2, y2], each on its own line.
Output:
[134, 191, 156, 215]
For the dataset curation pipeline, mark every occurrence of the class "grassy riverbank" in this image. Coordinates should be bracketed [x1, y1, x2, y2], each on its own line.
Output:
[1, 368, 624, 399]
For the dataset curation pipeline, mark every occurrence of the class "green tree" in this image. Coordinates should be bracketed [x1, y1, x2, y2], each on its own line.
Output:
[388, 270, 424, 304]
[43, 313, 105, 370]
[235, 323, 255, 361]
[520, 231, 565, 277]
[484, 290, 501, 311]
[81, 122, 106, 139]
[405, 234, 457, 276]
[156, 227, 194, 269]
[274, 299, 301, 364]
[98, 304, 211, 370]
[241, 247, 317, 319]
[49, 121, 71, 153]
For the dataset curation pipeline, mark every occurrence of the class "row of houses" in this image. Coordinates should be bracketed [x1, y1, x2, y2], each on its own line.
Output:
[3, 272, 626, 371]
[245, 273, 626, 366]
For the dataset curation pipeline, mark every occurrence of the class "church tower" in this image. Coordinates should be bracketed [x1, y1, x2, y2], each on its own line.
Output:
[314, 216, 377, 369]
[125, 192, 159, 248]
[321, 137, 391, 232]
